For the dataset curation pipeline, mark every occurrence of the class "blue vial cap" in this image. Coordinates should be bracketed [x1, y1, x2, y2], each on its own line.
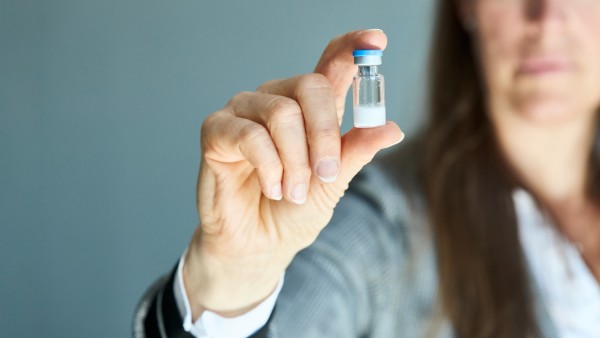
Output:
[352, 50, 383, 57]
[353, 49, 383, 66]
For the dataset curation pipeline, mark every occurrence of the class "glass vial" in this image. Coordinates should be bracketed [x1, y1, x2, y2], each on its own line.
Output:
[352, 50, 386, 128]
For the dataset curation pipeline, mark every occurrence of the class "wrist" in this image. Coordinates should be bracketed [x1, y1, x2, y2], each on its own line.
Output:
[182, 242, 285, 319]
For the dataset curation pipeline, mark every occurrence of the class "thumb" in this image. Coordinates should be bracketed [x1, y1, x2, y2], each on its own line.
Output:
[335, 121, 404, 188]
[314, 29, 388, 117]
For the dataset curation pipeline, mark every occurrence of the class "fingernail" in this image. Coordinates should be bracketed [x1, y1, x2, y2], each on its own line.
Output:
[290, 183, 307, 205]
[366, 28, 383, 32]
[316, 159, 339, 183]
[270, 183, 282, 200]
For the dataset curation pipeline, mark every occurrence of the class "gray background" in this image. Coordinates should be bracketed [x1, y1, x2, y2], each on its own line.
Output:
[0, 0, 435, 336]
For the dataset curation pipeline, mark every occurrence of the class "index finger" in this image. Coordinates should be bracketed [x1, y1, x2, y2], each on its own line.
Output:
[314, 29, 388, 114]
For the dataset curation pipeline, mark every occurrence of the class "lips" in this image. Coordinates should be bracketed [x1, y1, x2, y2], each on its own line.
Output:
[517, 55, 572, 75]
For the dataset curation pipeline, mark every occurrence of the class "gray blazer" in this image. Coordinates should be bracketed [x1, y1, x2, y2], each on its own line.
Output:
[133, 141, 559, 338]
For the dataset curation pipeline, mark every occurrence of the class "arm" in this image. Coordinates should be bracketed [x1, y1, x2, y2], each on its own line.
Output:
[134, 30, 405, 338]
[133, 163, 404, 338]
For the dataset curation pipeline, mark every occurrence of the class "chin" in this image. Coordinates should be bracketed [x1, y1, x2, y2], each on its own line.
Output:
[509, 88, 591, 126]
[516, 99, 576, 124]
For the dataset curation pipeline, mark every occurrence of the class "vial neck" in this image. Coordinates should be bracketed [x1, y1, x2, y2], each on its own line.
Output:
[358, 65, 378, 76]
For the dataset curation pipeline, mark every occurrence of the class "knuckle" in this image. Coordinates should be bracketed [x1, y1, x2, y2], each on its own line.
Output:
[200, 112, 223, 144]
[239, 123, 269, 145]
[200, 115, 213, 136]
[330, 33, 343, 45]
[266, 97, 302, 122]
[201, 111, 222, 129]
[256, 79, 281, 93]
[227, 91, 252, 108]
[307, 125, 340, 142]
[325, 34, 343, 52]
[297, 73, 332, 93]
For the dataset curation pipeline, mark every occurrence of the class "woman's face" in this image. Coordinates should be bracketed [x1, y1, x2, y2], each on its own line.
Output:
[468, 0, 600, 124]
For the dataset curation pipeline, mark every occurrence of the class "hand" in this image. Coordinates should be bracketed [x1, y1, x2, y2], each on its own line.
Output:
[184, 29, 404, 319]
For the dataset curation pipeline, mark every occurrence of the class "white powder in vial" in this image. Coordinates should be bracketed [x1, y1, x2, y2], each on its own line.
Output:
[353, 105, 386, 128]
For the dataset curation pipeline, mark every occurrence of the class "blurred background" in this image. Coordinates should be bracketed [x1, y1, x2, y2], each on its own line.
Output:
[0, 0, 435, 336]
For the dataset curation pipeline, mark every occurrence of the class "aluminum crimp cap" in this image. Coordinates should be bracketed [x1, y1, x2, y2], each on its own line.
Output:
[353, 49, 383, 66]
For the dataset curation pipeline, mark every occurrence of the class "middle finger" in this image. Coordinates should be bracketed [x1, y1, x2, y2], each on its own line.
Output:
[258, 74, 342, 184]
[228, 91, 311, 205]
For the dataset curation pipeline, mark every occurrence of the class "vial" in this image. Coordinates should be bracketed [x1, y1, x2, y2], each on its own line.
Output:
[352, 50, 386, 128]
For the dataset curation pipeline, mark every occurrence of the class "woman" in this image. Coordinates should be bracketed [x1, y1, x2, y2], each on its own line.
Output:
[134, 0, 600, 337]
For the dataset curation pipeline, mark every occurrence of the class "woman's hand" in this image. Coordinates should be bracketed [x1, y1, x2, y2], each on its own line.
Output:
[184, 29, 403, 319]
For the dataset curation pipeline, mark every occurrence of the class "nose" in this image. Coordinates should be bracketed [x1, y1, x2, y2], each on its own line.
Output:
[526, 0, 567, 25]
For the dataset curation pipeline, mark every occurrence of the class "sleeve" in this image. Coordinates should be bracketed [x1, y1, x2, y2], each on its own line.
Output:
[132, 259, 279, 338]
[173, 249, 284, 338]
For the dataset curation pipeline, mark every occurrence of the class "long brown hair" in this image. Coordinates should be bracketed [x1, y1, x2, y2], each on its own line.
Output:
[421, 0, 541, 337]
